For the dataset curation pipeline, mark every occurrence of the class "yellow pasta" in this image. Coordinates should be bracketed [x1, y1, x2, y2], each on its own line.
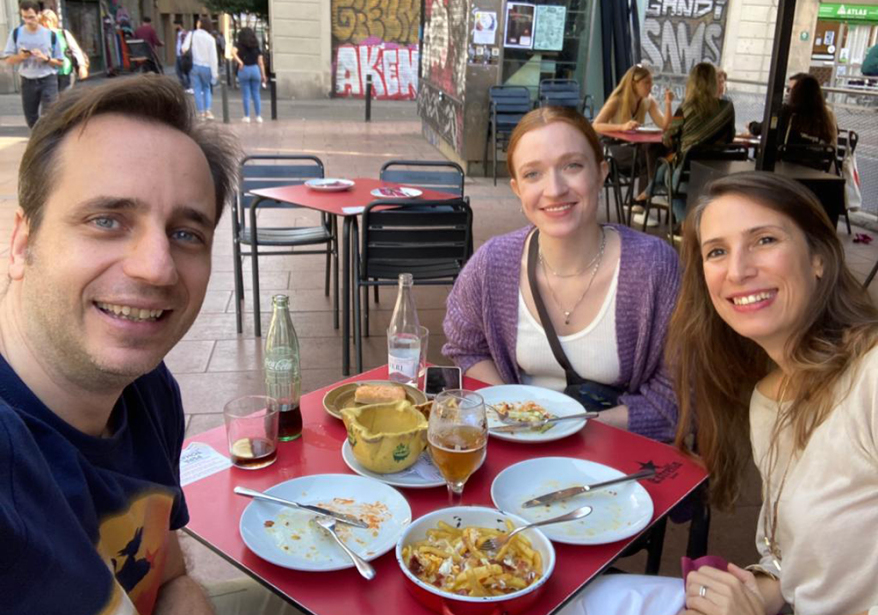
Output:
[403, 524, 543, 597]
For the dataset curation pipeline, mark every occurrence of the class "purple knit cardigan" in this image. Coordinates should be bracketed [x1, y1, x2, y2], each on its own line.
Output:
[442, 224, 681, 443]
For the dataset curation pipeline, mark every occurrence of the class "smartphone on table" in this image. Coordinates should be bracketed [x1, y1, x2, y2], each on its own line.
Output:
[423, 366, 462, 399]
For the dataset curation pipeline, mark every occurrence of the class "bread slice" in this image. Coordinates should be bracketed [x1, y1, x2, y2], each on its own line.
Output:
[354, 383, 407, 404]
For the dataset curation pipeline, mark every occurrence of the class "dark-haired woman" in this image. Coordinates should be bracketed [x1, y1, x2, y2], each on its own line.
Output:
[668, 172, 878, 615]
[232, 27, 265, 123]
[749, 74, 837, 148]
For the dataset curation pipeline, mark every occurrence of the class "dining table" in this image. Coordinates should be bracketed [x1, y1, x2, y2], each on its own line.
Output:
[182, 366, 709, 615]
[248, 180, 458, 376]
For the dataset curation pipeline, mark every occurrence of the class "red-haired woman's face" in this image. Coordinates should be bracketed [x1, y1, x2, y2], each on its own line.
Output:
[510, 122, 608, 240]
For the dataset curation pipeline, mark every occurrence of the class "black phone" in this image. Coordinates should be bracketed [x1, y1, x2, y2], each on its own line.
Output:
[424, 366, 462, 398]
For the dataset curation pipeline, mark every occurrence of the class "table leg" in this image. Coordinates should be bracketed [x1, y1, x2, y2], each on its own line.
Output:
[342, 217, 357, 376]
[332, 216, 339, 330]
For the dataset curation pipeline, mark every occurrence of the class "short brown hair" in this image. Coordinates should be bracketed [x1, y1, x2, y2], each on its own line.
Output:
[19, 0, 39, 12]
[506, 107, 604, 179]
[18, 74, 239, 236]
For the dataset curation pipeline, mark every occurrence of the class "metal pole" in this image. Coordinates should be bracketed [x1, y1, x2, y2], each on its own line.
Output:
[756, 0, 798, 172]
[221, 59, 230, 123]
[270, 71, 278, 120]
[365, 74, 372, 122]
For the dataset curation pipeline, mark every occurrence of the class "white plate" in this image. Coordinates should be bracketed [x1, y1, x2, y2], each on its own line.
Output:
[239, 474, 411, 571]
[305, 178, 355, 192]
[479, 384, 587, 442]
[491, 457, 654, 545]
[370, 187, 423, 199]
[341, 439, 445, 489]
[634, 126, 663, 133]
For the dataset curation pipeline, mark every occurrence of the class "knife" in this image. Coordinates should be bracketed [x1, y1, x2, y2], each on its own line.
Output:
[489, 411, 599, 433]
[522, 469, 656, 508]
[234, 486, 370, 528]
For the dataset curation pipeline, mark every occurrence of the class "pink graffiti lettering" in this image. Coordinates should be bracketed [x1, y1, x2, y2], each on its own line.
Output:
[335, 44, 419, 100]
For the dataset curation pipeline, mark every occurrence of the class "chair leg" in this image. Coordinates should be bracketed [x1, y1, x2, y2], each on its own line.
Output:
[864, 259, 878, 289]
[686, 502, 712, 560]
[492, 128, 498, 187]
[363, 284, 370, 338]
[354, 277, 363, 376]
[251, 242, 262, 338]
[232, 238, 244, 335]
[845, 209, 852, 235]
[644, 517, 668, 575]
[324, 249, 331, 297]
[332, 217, 340, 330]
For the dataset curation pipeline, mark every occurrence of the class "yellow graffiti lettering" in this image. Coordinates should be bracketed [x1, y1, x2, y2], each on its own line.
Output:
[331, 0, 420, 46]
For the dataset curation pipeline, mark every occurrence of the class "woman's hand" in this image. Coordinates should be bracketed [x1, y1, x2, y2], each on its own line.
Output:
[664, 88, 675, 105]
[682, 565, 767, 615]
[622, 119, 640, 131]
[236, 61, 244, 70]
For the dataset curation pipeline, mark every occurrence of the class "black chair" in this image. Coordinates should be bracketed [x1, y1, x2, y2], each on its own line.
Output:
[234, 155, 337, 336]
[538, 78, 581, 111]
[834, 129, 859, 235]
[379, 160, 465, 196]
[485, 86, 532, 185]
[778, 142, 837, 173]
[602, 152, 627, 223]
[865, 260, 877, 289]
[353, 198, 473, 373]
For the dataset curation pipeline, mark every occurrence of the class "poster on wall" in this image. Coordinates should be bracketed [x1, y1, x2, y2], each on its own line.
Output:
[473, 11, 498, 45]
[534, 5, 566, 51]
[504, 3, 536, 49]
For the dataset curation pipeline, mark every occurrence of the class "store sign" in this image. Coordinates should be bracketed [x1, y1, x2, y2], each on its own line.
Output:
[818, 3, 878, 22]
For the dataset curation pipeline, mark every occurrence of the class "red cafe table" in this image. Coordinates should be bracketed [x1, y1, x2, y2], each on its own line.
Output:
[182, 366, 708, 615]
[248, 179, 458, 376]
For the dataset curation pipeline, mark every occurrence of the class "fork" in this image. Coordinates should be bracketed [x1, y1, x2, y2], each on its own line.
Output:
[489, 410, 599, 432]
[312, 516, 376, 580]
[480, 506, 593, 553]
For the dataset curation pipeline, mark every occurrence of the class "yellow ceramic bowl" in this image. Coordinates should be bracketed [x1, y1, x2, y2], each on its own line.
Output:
[341, 401, 428, 474]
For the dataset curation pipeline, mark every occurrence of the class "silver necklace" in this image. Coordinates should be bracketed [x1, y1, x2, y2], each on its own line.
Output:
[539, 237, 603, 278]
[540, 227, 607, 325]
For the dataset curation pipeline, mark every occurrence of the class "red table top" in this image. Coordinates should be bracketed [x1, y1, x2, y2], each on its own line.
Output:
[183, 367, 707, 615]
[601, 130, 664, 144]
[249, 178, 458, 217]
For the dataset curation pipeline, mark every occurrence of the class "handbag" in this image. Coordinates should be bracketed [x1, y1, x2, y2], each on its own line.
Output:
[526, 230, 624, 412]
[842, 149, 862, 212]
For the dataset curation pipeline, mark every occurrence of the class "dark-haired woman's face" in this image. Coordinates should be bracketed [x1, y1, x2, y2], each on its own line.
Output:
[699, 195, 824, 357]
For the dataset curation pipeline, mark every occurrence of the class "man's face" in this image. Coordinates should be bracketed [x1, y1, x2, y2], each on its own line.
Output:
[11, 114, 217, 390]
[21, 8, 39, 29]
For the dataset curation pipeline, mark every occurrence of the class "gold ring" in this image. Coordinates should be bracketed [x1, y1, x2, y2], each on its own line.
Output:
[699, 584, 708, 598]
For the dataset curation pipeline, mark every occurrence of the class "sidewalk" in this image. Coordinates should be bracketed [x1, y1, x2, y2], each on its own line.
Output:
[0, 80, 876, 593]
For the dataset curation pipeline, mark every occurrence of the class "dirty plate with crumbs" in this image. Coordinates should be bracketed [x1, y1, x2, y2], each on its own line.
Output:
[491, 457, 653, 545]
[239, 474, 411, 571]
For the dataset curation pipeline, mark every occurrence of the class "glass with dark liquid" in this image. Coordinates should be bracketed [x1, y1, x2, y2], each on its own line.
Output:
[224, 395, 279, 470]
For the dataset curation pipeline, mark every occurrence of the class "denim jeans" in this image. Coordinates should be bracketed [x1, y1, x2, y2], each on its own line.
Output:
[238, 64, 262, 118]
[652, 162, 687, 223]
[191, 65, 212, 113]
[20, 74, 59, 128]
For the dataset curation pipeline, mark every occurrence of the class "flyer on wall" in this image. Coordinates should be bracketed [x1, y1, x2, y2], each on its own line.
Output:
[473, 11, 498, 45]
[504, 3, 536, 49]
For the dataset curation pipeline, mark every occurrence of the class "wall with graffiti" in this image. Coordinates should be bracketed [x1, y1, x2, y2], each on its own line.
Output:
[331, 0, 421, 100]
[641, 0, 729, 75]
[418, 0, 469, 154]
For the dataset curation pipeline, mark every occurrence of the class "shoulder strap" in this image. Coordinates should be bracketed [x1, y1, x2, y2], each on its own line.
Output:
[526, 231, 583, 385]
[13, 25, 19, 44]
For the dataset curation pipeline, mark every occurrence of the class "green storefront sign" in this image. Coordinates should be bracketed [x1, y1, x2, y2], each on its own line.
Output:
[818, 3, 878, 22]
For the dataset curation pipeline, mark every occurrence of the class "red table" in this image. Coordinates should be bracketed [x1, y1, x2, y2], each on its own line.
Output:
[602, 129, 663, 144]
[183, 367, 708, 615]
[249, 179, 457, 376]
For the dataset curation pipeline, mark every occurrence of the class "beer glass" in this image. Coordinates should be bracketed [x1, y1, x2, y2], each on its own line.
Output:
[428, 389, 487, 503]
[224, 395, 279, 470]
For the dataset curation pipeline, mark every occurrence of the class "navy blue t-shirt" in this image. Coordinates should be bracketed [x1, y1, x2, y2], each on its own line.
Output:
[0, 355, 188, 615]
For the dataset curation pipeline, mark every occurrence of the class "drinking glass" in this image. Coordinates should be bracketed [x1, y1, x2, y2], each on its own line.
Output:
[224, 395, 279, 470]
[428, 389, 487, 503]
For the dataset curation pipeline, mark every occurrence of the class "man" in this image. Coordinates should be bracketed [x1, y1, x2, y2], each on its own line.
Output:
[134, 16, 163, 73]
[174, 20, 191, 90]
[2, 0, 64, 128]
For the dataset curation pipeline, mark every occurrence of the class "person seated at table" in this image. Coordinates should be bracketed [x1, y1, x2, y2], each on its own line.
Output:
[0, 75, 302, 615]
[748, 74, 837, 149]
[655, 62, 735, 225]
[667, 172, 878, 615]
[592, 65, 674, 204]
[442, 106, 681, 443]
[717, 69, 729, 100]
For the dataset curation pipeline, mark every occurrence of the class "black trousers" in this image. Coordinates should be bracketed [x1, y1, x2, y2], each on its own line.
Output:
[20, 74, 59, 128]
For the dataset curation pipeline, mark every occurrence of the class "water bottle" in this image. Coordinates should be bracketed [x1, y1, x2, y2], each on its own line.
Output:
[265, 295, 302, 441]
[387, 273, 420, 385]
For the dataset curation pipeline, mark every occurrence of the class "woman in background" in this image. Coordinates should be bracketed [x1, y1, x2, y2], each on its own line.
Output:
[749, 74, 837, 147]
[182, 16, 218, 120]
[232, 27, 266, 123]
[39, 10, 87, 91]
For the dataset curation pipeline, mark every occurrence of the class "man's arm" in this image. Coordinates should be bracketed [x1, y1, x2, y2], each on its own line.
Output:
[153, 530, 214, 614]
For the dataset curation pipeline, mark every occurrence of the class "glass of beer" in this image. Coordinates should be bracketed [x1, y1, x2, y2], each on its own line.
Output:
[224, 395, 279, 470]
[428, 389, 487, 503]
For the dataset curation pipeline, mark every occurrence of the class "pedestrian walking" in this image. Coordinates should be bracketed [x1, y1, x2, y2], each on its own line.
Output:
[174, 21, 191, 90]
[38, 9, 87, 91]
[182, 16, 218, 120]
[2, 0, 64, 128]
[232, 27, 266, 123]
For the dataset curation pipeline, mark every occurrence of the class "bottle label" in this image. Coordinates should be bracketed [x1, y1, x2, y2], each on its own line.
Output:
[389, 354, 418, 379]
[265, 357, 296, 373]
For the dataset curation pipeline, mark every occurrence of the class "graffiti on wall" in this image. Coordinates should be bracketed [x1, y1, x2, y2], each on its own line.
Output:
[422, 0, 468, 100]
[335, 42, 419, 99]
[641, 0, 729, 75]
[331, 0, 421, 99]
[418, 82, 464, 152]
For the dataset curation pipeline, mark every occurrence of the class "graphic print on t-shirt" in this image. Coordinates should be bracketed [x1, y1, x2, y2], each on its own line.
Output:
[96, 490, 174, 615]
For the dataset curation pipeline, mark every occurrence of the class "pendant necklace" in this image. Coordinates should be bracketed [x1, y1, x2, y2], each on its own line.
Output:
[540, 226, 607, 325]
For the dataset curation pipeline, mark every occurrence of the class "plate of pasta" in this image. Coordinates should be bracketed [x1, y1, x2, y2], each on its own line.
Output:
[396, 506, 555, 614]
[480, 384, 587, 442]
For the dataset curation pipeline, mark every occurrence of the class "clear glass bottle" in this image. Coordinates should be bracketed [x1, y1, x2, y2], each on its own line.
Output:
[264, 295, 302, 441]
[387, 273, 421, 385]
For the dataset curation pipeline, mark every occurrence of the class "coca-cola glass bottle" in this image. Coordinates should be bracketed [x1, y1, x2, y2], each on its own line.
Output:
[387, 273, 420, 386]
[264, 295, 302, 441]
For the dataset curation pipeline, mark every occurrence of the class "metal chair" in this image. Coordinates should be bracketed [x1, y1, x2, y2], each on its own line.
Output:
[538, 78, 582, 111]
[834, 129, 859, 235]
[865, 259, 877, 290]
[484, 86, 532, 185]
[602, 153, 626, 223]
[233, 155, 338, 336]
[353, 198, 473, 373]
[379, 160, 465, 196]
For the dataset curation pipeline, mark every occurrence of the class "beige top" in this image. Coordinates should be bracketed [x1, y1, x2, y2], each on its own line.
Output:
[749, 345, 878, 615]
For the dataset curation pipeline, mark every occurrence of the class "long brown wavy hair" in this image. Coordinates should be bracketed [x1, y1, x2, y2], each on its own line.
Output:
[682, 63, 720, 119]
[668, 172, 878, 510]
[606, 65, 652, 125]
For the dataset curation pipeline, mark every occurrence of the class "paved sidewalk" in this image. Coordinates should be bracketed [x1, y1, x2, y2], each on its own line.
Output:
[0, 81, 876, 594]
